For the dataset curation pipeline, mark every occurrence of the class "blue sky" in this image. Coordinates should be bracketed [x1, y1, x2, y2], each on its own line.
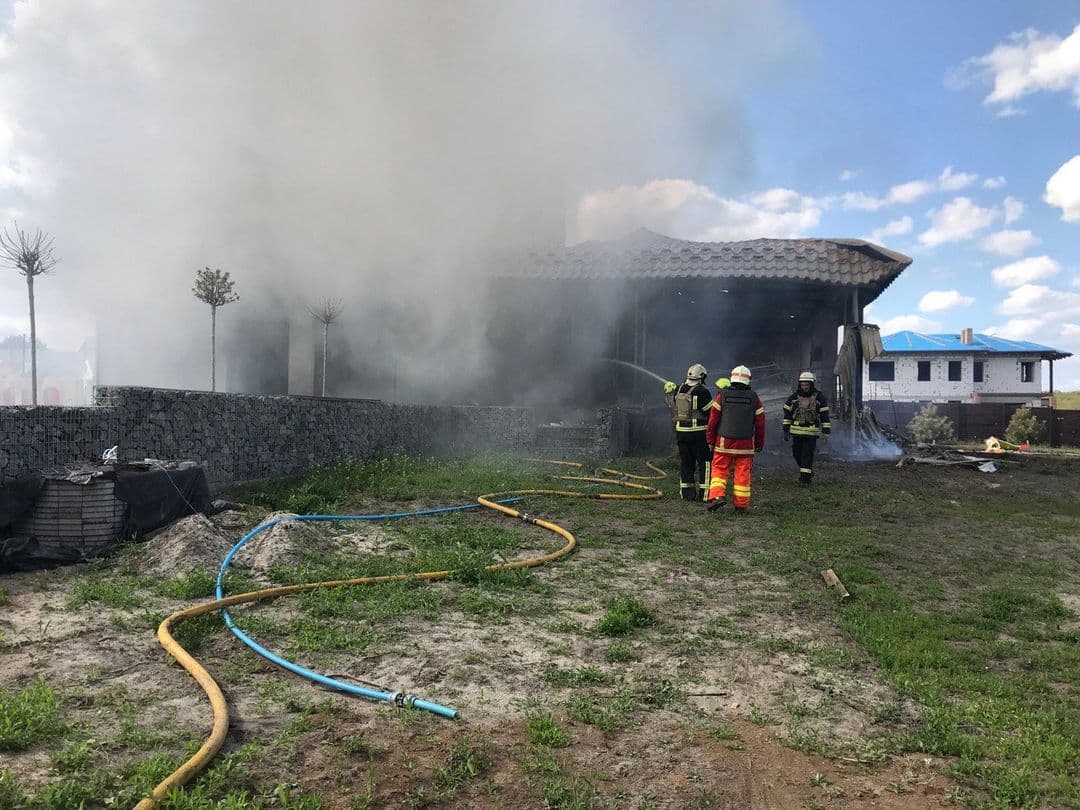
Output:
[575, 4, 1080, 386]
[1, 2, 1079, 387]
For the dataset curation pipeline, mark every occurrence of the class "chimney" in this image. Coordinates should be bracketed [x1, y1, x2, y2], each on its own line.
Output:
[960, 327, 974, 345]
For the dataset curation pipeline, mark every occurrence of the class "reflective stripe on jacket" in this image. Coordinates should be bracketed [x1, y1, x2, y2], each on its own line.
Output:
[706, 384, 765, 452]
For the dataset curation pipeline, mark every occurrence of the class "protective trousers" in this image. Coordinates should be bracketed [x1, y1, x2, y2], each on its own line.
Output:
[677, 433, 711, 501]
[791, 435, 817, 483]
[707, 452, 753, 508]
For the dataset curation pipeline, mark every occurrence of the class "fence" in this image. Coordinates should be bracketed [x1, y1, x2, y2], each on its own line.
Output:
[867, 401, 1080, 446]
[1, 386, 535, 484]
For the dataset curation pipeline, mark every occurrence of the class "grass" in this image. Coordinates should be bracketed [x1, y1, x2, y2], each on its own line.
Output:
[0, 679, 65, 751]
[1051, 390, 1080, 409]
[525, 711, 571, 748]
[595, 596, 655, 637]
[9, 452, 1080, 807]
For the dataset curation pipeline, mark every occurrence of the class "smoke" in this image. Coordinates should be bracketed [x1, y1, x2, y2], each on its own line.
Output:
[0, 1, 806, 396]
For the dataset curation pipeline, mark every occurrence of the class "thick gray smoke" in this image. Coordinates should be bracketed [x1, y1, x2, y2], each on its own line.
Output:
[0, 1, 804, 398]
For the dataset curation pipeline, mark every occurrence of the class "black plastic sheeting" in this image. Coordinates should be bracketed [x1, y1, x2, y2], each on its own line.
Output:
[0, 467, 213, 572]
[114, 468, 213, 537]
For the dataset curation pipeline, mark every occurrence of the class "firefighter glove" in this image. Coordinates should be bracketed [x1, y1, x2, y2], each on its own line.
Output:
[663, 380, 677, 394]
[782, 432, 789, 442]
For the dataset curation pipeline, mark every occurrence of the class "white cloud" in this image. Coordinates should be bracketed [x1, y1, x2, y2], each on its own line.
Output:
[918, 290, 975, 313]
[980, 229, 1040, 257]
[839, 169, 856, 182]
[1002, 195, 1024, 224]
[991, 255, 1062, 287]
[887, 179, 934, 205]
[918, 197, 998, 247]
[840, 166, 978, 211]
[998, 283, 1080, 317]
[937, 165, 978, 192]
[952, 24, 1080, 109]
[876, 314, 943, 334]
[983, 176, 1006, 189]
[1045, 155, 1080, 222]
[868, 215, 913, 244]
[576, 179, 825, 242]
[984, 318, 1044, 340]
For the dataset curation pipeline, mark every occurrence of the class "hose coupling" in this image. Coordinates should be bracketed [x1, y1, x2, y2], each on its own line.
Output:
[519, 512, 536, 524]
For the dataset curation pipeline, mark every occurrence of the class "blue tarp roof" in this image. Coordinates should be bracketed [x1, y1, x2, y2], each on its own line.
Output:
[881, 331, 1071, 360]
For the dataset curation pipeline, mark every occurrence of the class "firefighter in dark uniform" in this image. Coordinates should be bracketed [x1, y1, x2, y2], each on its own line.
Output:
[663, 364, 712, 500]
[782, 371, 831, 486]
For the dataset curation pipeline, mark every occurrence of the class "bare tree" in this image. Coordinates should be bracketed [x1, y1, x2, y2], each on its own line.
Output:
[0, 223, 59, 405]
[192, 267, 239, 392]
[307, 297, 344, 397]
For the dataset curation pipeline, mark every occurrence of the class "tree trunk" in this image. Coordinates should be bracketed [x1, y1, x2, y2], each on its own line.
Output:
[27, 274, 37, 406]
[321, 322, 329, 397]
[211, 305, 217, 392]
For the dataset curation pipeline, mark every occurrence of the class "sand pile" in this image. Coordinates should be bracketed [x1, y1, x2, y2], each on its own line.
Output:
[230, 512, 336, 575]
[136, 514, 235, 577]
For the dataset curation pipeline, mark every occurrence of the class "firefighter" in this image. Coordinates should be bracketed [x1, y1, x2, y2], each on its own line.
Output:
[782, 371, 831, 486]
[662, 363, 712, 501]
[706, 365, 765, 512]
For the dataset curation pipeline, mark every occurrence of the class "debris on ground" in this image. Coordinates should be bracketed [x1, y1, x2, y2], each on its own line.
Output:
[821, 568, 851, 601]
[896, 445, 1016, 469]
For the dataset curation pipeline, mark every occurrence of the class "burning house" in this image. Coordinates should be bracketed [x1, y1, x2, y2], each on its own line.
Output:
[484, 229, 912, 419]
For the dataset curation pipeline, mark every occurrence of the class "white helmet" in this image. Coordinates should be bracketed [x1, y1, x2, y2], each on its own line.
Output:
[686, 363, 707, 382]
[799, 371, 816, 384]
[730, 365, 751, 385]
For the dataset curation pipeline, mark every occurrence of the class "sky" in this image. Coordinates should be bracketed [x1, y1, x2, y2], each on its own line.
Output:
[1, 2, 1079, 389]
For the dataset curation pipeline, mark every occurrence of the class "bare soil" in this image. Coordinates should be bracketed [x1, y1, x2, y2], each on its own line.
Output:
[4, 455, 1077, 807]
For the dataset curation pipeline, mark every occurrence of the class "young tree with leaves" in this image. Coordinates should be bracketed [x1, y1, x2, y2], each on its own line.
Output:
[0, 223, 59, 406]
[192, 267, 239, 392]
[307, 297, 344, 397]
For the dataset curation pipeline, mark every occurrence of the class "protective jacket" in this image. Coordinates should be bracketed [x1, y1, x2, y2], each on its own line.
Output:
[706, 383, 765, 454]
[783, 387, 831, 437]
[671, 382, 712, 433]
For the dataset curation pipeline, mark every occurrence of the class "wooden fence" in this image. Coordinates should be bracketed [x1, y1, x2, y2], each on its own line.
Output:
[866, 401, 1080, 446]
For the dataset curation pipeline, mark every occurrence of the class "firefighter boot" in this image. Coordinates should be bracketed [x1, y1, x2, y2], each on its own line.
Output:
[798, 469, 812, 486]
[706, 499, 726, 512]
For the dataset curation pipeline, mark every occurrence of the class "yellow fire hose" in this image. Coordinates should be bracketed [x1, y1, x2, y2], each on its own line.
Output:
[133, 461, 664, 808]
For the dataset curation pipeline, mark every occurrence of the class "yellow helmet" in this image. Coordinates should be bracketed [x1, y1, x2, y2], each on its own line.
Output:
[730, 365, 751, 385]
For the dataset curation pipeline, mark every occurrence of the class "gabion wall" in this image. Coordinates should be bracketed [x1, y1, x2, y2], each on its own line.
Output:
[1, 386, 535, 484]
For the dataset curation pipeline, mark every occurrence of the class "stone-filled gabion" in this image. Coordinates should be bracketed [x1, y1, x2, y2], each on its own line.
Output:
[1, 387, 536, 485]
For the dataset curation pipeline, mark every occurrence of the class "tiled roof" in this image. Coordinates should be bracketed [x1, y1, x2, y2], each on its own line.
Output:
[507, 229, 912, 294]
[882, 331, 1071, 360]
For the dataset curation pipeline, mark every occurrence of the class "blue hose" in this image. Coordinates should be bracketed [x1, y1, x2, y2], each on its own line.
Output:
[215, 499, 523, 720]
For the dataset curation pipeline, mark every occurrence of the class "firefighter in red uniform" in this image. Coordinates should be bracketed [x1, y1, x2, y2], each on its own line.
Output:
[705, 365, 765, 512]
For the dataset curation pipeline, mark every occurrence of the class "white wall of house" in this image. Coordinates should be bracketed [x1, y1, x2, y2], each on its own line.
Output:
[863, 353, 1044, 404]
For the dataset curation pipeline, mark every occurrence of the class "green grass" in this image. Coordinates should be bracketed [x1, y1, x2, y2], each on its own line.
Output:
[525, 711, 571, 748]
[433, 736, 492, 795]
[21, 452, 1077, 807]
[1051, 390, 1080, 409]
[0, 585, 9, 606]
[595, 596, 655, 637]
[221, 455, 543, 512]
[0, 679, 65, 751]
[67, 573, 152, 610]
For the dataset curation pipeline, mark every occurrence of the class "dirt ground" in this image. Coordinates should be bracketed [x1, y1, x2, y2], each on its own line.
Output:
[2, 454, 1077, 808]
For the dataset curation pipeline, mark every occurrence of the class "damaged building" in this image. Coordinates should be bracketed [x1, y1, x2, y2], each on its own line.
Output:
[484, 229, 912, 420]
